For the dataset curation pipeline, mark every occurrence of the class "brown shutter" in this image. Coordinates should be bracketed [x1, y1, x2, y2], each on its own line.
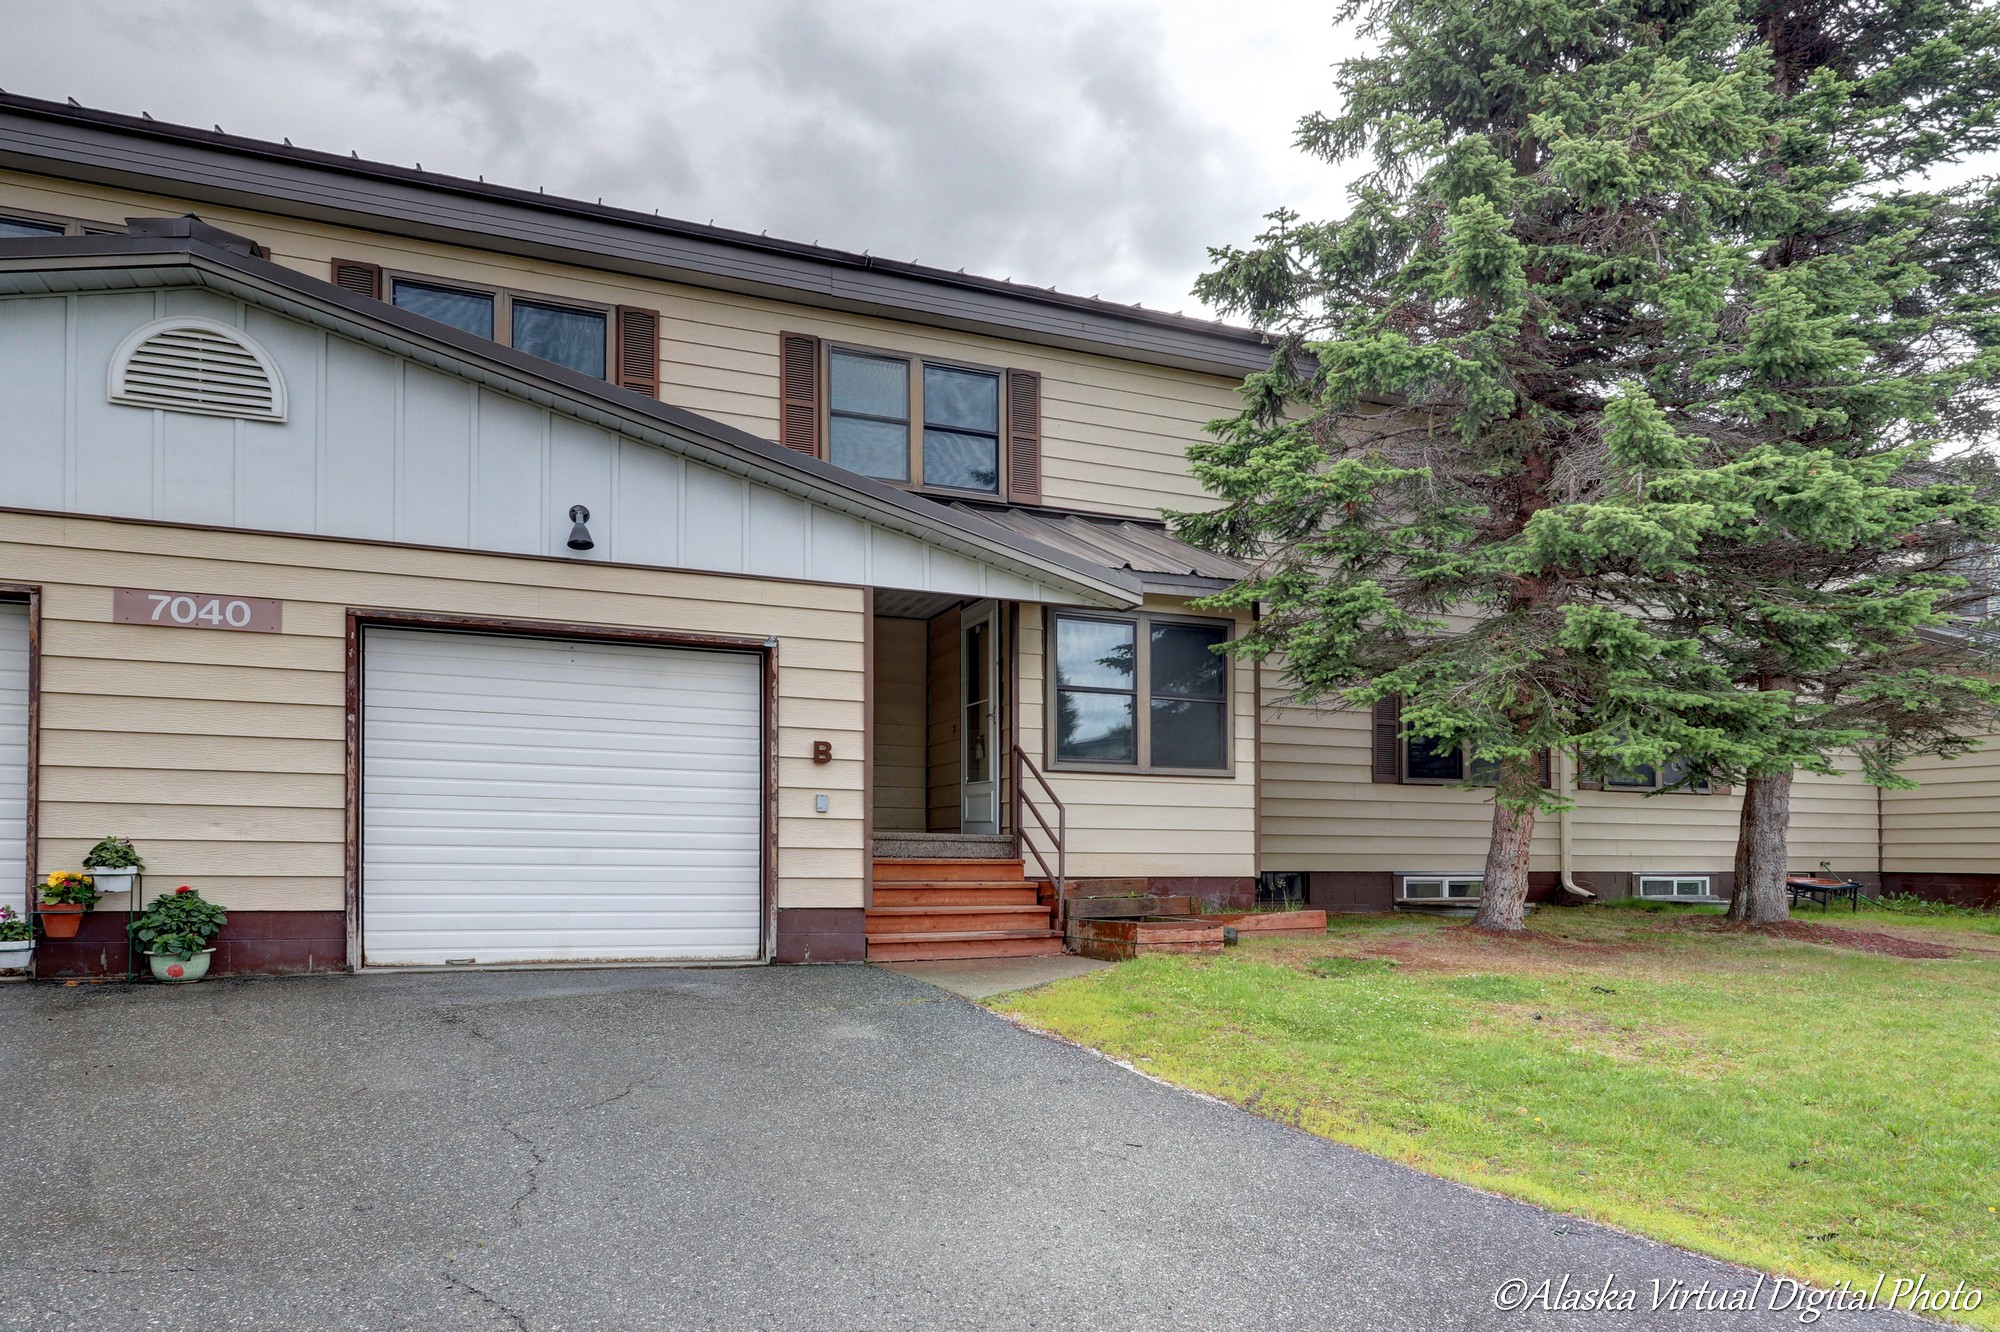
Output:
[1574, 754, 1603, 792]
[330, 259, 383, 300]
[614, 306, 660, 397]
[779, 331, 821, 455]
[1371, 697, 1402, 783]
[1538, 750, 1553, 789]
[1713, 782, 1733, 796]
[1005, 368, 1043, 503]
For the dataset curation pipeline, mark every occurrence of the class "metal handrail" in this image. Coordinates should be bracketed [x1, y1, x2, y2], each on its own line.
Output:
[1013, 744, 1067, 939]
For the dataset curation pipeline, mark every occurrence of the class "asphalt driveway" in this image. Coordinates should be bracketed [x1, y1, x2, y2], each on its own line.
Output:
[0, 965, 1935, 1330]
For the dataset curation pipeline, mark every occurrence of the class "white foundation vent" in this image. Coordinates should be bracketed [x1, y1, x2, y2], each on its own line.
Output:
[108, 317, 286, 422]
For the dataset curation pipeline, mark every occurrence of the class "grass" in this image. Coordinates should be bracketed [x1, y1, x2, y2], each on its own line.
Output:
[990, 907, 2000, 1326]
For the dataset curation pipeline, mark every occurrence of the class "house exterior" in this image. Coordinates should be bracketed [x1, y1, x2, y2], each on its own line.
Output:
[0, 94, 1982, 977]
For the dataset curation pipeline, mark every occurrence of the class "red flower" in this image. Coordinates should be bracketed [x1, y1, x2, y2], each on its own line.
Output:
[175, 885, 192, 894]
[166, 964, 184, 978]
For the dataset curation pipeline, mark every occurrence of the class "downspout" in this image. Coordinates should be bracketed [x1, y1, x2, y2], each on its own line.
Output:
[1557, 748, 1588, 898]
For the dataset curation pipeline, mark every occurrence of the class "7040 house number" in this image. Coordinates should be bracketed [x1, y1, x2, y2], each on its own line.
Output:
[112, 587, 284, 634]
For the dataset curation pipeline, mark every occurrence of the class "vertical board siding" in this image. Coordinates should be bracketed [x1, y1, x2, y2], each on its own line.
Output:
[0, 171, 1245, 523]
[926, 608, 961, 831]
[0, 511, 866, 915]
[1017, 598, 1257, 878]
[871, 616, 927, 833]
[0, 287, 1073, 605]
[0, 602, 26, 915]
[1258, 663, 1881, 881]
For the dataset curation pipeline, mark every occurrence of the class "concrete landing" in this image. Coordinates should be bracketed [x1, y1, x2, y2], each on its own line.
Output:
[873, 953, 1111, 999]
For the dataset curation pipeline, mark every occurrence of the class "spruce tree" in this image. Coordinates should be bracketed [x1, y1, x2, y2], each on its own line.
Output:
[1181, 0, 2000, 929]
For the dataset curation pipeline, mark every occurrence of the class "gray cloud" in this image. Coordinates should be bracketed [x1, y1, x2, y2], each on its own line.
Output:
[2, 0, 1348, 310]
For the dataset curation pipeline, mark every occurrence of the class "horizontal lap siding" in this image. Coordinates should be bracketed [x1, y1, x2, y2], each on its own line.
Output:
[0, 511, 865, 914]
[1019, 598, 1255, 879]
[1882, 741, 2000, 874]
[872, 616, 926, 833]
[0, 171, 1244, 522]
[1259, 664, 1881, 877]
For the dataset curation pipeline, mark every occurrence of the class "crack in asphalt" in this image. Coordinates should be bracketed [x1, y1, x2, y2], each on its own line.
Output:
[440, 1265, 529, 1331]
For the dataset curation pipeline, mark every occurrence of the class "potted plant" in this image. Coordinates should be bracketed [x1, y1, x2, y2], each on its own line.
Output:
[128, 885, 227, 983]
[80, 835, 144, 900]
[0, 905, 32, 972]
[38, 871, 98, 939]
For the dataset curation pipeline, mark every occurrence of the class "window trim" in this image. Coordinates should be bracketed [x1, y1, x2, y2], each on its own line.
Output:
[1044, 608, 1236, 777]
[823, 338, 1010, 498]
[1398, 874, 1484, 902]
[383, 268, 615, 379]
[1635, 874, 1715, 900]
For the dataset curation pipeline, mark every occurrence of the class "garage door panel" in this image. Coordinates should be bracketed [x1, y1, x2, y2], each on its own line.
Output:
[362, 628, 764, 966]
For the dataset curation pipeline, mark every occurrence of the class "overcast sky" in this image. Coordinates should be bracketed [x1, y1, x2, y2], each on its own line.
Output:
[5, 0, 1364, 314]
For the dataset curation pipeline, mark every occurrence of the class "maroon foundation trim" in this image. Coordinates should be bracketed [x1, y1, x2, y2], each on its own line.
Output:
[1880, 872, 2000, 910]
[1065, 877, 1256, 911]
[774, 907, 866, 964]
[33, 910, 348, 979]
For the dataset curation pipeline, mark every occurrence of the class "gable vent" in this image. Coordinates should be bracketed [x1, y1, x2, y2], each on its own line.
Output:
[108, 317, 287, 422]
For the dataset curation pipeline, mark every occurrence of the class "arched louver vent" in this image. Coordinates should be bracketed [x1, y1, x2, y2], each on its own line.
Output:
[108, 317, 287, 422]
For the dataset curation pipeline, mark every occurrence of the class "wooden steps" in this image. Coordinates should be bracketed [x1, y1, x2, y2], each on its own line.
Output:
[865, 856, 1064, 962]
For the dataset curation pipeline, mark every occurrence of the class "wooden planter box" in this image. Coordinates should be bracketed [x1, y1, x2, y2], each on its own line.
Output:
[1070, 916, 1226, 961]
[1065, 894, 1201, 920]
[1199, 909, 1328, 937]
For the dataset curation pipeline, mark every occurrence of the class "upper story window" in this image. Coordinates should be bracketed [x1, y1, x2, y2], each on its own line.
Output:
[0, 210, 121, 238]
[1405, 735, 1500, 785]
[826, 348, 1001, 494]
[778, 331, 1043, 504]
[388, 275, 608, 380]
[1049, 611, 1231, 774]
[330, 258, 660, 397]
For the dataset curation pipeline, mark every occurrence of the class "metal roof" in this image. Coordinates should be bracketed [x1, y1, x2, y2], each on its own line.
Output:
[957, 505, 1247, 592]
[0, 93, 1276, 378]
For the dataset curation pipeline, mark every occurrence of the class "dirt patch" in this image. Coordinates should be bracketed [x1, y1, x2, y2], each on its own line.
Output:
[1716, 920, 1958, 960]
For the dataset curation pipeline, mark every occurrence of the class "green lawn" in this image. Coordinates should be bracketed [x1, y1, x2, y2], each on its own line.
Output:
[991, 908, 2000, 1326]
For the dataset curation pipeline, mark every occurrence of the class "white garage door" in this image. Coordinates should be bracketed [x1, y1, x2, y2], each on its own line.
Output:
[0, 603, 26, 917]
[361, 628, 763, 966]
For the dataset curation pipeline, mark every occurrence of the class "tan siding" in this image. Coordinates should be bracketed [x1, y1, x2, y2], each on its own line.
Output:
[1882, 740, 2000, 873]
[0, 169, 1240, 523]
[1020, 596, 1256, 879]
[2, 511, 867, 915]
[872, 616, 927, 832]
[926, 608, 961, 830]
[1258, 663, 1882, 881]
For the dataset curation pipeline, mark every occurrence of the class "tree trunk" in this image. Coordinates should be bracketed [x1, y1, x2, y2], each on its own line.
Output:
[1729, 770, 1794, 924]
[1472, 801, 1536, 931]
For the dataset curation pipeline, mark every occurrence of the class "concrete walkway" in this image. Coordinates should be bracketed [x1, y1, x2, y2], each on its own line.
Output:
[1, 966, 1931, 1330]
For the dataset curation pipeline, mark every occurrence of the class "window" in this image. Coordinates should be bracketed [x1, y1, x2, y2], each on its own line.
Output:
[1401, 875, 1483, 901]
[1050, 612, 1230, 772]
[0, 215, 64, 238]
[1637, 875, 1713, 900]
[388, 274, 610, 379]
[1603, 758, 1709, 793]
[0, 211, 119, 238]
[826, 345, 1003, 494]
[1404, 735, 1500, 785]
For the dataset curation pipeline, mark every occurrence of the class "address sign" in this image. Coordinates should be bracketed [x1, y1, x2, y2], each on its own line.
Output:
[113, 587, 284, 634]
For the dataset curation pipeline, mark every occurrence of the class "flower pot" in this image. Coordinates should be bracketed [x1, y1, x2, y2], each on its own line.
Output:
[38, 902, 84, 939]
[0, 938, 33, 972]
[147, 948, 214, 983]
[84, 867, 139, 901]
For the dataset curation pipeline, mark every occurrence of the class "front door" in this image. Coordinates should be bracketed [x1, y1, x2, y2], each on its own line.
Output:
[959, 600, 1000, 834]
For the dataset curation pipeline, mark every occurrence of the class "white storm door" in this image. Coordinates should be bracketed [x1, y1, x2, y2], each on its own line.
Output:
[959, 600, 1000, 834]
[361, 628, 763, 966]
[0, 603, 26, 917]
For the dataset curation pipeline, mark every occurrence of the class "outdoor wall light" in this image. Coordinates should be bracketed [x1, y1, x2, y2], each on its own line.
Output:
[566, 504, 595, 551]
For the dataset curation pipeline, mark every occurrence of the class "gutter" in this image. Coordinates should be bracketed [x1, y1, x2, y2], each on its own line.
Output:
[1556, 749, 1590, 899]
